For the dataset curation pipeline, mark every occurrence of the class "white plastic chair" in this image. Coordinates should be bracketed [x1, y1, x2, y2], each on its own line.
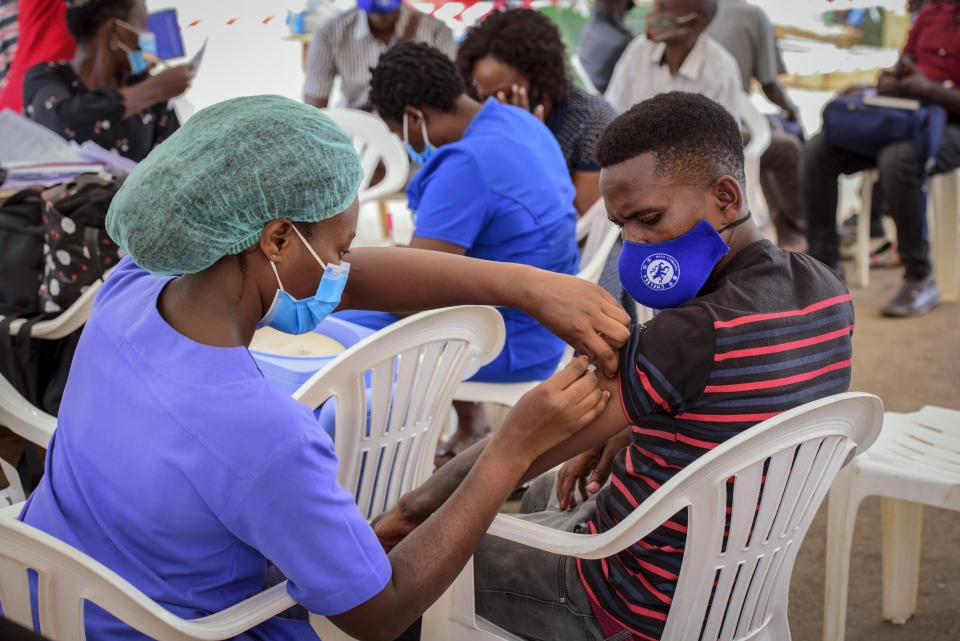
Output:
[841, 169, 880, 288]
[929, 168, 960, 301]
[2, 278, 103, 340]
[421, 393, 884, 641]
[453, 199, 620, 407]
[0, 280, 103, 505]
[323, 108, 410, 240]
[0, 375, 56, 508]
[293, 305, 505, 522]
[842, 167, 958, 292]
[570, 53, 600, 96]
[0, 515, 300, 641]
[823, 405, 960, 641]
[740, 94, 772, 231]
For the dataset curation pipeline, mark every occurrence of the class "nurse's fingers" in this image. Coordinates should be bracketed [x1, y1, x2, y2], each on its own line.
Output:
[577, 331, 622, 378]
[544, 356, 593, 391]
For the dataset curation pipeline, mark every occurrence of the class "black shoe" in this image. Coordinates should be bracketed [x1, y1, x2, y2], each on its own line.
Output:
[881, 277, 941, 317]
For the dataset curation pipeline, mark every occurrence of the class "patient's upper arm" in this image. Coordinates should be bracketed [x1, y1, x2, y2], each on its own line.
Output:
[524, 372, 628, 481]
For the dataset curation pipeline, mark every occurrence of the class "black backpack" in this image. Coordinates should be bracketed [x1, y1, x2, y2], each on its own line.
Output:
[0, 188, 81, 494]
[0, 189, 44, 316]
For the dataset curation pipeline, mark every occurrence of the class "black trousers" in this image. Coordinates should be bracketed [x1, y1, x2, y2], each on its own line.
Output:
[803, 123, 960, 280]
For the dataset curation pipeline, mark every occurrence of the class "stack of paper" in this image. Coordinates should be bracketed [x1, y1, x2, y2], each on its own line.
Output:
[0, 109, 140, 190]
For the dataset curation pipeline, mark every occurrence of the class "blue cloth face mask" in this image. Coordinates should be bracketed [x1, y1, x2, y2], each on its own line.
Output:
[619, 212, 752, 310]
[259, 226, 350, 335]
[403, 112, 436, 165]
[116, 20, 159, 75]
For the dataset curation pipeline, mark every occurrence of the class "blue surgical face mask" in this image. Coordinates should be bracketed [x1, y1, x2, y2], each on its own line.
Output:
[116, 20, 158, 75]
[403, 111, 436, 165]
[618, 212, 752, 310]
[259, 226, 350, 335]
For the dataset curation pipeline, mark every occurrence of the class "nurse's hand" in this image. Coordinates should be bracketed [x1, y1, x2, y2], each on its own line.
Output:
[500, 357, 610, 460]
[520, 272, 631, 377]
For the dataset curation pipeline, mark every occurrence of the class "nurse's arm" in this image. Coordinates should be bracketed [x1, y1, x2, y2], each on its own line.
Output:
[380, 237, 466, 319]
[384, 371, 628, 533]
[326, 358, 610, 641]
[339, 246, 631, 376]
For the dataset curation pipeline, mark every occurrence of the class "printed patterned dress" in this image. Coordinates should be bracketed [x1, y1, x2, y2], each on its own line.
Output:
[23, 62, 179, 162]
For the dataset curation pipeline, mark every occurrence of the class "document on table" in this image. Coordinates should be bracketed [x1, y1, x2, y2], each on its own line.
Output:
[189, 39, 207, 78]
[0, 109, 87, 164]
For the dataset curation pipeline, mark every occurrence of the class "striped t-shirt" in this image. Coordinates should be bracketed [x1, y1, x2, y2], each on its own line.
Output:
[579, 240, 854, 640]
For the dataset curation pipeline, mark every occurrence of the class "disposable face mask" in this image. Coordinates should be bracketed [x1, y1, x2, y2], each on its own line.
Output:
[116, 20, 158, 75]
[403, 112, 436, 165]
[618, 212, 752, 309]
[259, 226, 350, 335]
[645, 11, 697, 42]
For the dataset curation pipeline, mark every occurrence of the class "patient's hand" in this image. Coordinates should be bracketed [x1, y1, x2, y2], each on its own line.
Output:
[556, 428, 631, 510]
[374, 501, 421, 553]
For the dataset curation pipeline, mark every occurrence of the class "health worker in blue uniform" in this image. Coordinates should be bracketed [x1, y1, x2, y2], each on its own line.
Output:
[336, 42, 580, 462]
[17, 95, 629, 641]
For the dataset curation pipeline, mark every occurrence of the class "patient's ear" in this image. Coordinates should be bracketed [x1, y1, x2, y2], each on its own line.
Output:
[712, 175, 743, 223]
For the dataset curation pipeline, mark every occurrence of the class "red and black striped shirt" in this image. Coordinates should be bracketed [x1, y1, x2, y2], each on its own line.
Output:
[579, 240, 854, 640]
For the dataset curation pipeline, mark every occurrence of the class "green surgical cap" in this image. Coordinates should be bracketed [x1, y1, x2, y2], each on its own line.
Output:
[106, 95, 363, 275]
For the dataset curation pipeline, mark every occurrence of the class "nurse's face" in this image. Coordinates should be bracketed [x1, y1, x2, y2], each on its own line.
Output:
[279, 199, 359, 300]
[471, 56, 530, 103]
[600, 152, 740, 244]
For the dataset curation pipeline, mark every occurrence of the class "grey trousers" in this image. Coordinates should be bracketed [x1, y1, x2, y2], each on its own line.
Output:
[474, 473, 631, 641]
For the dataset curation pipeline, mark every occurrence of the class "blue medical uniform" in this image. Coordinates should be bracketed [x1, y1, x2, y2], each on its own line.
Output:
[338, 98, 578, 382]
[20, 257, 391, 641]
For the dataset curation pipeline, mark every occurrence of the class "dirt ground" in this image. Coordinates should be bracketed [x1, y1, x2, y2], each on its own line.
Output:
[787, 266, 960, 641]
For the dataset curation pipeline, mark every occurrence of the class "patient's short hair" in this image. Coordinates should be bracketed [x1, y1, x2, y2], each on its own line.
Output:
[595, 91, 745, 189]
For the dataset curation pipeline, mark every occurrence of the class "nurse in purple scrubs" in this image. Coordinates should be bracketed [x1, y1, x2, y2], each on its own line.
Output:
[18, 95, 629, 640]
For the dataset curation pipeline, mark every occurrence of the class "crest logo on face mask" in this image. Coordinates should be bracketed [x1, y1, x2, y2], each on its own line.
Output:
[641, 253, 680, 290]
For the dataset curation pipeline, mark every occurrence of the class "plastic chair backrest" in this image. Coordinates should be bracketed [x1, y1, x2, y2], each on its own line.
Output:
[575, 199, 619, 285]
[0, 517, 297, 641]
[486, 392, 883, 641]
[0, 374, 56, 505]
[322, 108, 410, 204]
[739, 93, 771, 227]
[2, 278, 103, 340]
[293, 306, 505, 521]
[570, 54, 600, 95]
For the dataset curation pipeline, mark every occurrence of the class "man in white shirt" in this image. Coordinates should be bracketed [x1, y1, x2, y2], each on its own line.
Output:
[708, 0, 807, 251]
[604, 0, 741, 119]
[303, 0, 455, 110]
